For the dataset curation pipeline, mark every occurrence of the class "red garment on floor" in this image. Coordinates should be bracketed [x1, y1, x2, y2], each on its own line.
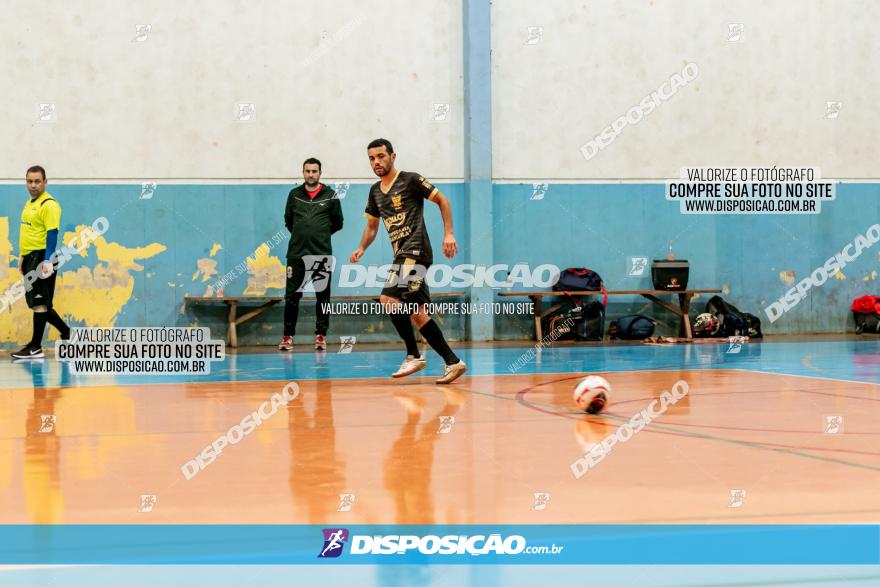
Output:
[851, 295, 880, 314]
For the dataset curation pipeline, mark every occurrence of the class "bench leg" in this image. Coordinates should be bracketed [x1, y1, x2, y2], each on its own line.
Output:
[642, 293, 687, 338]
[678, 293, 693, 339]
[227, 301, 238, 348]
[531, 295, 543, 341]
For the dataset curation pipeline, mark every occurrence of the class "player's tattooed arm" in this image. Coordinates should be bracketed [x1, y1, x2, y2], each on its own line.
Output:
[430, 191, 458, 259]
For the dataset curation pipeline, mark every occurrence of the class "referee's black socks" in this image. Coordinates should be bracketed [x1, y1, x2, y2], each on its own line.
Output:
[46, 309, 70, 339]
[29, 312, 48, 348]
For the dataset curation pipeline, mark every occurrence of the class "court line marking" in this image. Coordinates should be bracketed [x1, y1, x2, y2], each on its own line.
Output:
[359, 370, 880, 461]
[2, 366, 877, 455]
[0, 363, 748, 390]
[0, 567, 875, 584]
[802, 352, 880, 383]
[4, 343, 880, 388]
[683, 574, 880, 587]
[476, 373, 880, 520]
[730, 366, 880, 389]
[0, 565, 93, 572]
[607, 389, 880, 437]
[617, 508, 880, 524]
[2, 372, 878, 526]
[512, 374, 880, 474]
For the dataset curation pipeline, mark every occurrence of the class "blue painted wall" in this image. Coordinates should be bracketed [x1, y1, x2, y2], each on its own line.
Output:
[0, 182, 467, 347]
[492, 182, 880, 338]
[2, 181, 876, 345]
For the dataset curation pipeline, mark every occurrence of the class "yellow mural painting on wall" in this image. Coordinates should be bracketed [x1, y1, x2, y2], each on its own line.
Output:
[243, 243, 285, 295]
[0, 218, 166, 343]
[192, 258, 219, 283]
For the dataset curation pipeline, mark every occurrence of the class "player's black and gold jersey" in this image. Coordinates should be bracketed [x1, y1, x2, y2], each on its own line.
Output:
[365, 171, 438, 263]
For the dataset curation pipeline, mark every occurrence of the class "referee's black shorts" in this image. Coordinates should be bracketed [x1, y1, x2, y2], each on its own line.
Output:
[21, 250, 58, 309]
[380, 255, 432, 307]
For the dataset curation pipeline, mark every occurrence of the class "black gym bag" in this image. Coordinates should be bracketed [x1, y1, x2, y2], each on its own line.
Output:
[706, 295, 763, 338]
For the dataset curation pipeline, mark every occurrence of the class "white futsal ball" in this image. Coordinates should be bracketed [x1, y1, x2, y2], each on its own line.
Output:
[573, 375, 611, 414]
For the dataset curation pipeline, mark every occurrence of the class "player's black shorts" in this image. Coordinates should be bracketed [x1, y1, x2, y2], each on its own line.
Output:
[380, 256, 432, 307]
[22, 250, 58, 309]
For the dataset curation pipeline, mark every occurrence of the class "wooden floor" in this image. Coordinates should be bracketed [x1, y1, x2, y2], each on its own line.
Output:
[1, 346, 878, 525]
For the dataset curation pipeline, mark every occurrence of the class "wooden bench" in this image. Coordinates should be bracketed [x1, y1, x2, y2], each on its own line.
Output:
[184, 292, 466, 347]
[498, 289, 722, 341]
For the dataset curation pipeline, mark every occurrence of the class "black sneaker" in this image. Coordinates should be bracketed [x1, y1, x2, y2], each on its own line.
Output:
[11, 346, 44, 360]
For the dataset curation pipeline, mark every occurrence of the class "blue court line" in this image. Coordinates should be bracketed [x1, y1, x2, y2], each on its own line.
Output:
[1, 339, 878, 389]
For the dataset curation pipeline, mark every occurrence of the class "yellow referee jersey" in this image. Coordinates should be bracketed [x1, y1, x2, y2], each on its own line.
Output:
[20, 192, 61, 256]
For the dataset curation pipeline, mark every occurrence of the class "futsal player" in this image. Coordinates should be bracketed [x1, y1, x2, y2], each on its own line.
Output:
[349, 139, 467, 384]
[11, 166, 71, 360]
[280, 158, 343, 351]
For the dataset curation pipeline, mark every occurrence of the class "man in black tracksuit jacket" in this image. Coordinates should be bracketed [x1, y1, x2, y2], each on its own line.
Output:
[280, 158, 343, 351]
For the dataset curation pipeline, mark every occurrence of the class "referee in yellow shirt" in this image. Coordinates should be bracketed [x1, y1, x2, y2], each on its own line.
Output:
[11, 166, 71, 360]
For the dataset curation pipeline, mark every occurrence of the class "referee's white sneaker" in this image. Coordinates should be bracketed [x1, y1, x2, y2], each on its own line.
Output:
[436, 360, 467, 384]
[392, 355, 427, 378]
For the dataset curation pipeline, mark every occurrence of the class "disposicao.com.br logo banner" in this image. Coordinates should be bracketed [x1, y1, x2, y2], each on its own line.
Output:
[317, 528, 563, 559]
[0, 525, 876, 565]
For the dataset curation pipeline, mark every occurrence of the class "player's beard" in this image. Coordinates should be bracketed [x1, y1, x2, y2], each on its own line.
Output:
[373, 163, 390, 177]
